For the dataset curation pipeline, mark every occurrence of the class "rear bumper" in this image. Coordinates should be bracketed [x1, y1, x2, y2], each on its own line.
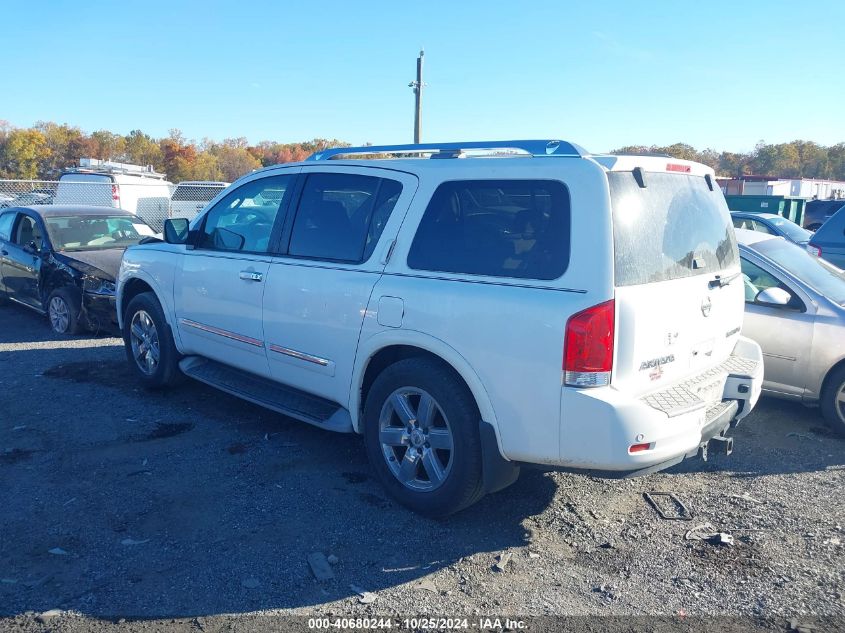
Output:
[551, 336, 763, 473]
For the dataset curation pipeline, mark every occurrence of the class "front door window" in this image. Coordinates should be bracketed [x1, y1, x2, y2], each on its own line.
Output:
[198, 175, 292, 254]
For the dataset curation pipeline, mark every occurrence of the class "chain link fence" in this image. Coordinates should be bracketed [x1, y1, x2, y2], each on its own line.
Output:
[0, 179, 229, 231]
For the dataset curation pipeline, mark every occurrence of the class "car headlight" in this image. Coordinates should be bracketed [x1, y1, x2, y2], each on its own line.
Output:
[83, 277, 116, 295]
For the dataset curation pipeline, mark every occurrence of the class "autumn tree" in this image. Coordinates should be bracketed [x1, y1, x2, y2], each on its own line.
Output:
[160, 129, 197, 183]
[89, 130, 126, 160]
[33, 122, 95, 177]
[209, 140, 262, 182]
[750, 142, 801, 177]
[0, 129, 51, 179]
[190, 152, 224, 181]
[123, 130, 163, 170]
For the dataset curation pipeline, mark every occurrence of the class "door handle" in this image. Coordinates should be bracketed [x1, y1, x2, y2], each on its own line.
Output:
[239, 271, 263, 282]
[1, 250, 7, 256]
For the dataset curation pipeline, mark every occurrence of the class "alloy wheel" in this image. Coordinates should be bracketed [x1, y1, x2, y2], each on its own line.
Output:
[48, 296, 70, 333]
[129, 310, 160, 375]
[836, 382, 845, 423]
[379, 387, 454, 492]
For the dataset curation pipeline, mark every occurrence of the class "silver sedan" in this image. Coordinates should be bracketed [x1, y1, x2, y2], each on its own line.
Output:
[737, 228, 845, 435]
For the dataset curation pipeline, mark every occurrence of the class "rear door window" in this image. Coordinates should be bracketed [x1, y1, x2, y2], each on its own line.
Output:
[609, 172, 737, 286]
[407, 179, 570, 280]
[287, 173, 403, 263]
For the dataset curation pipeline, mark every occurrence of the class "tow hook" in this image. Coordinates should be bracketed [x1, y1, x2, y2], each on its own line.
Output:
[698, 435, 733, 461]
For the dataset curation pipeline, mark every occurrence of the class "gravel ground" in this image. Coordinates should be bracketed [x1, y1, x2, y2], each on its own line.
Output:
[1, 301, 844, 632]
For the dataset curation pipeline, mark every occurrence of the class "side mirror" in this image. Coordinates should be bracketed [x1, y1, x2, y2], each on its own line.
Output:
[164, 218, 190, 244]
[755, 287, 792, 307]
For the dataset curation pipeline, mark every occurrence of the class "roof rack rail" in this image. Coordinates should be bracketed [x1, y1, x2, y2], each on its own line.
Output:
[307, 140, 587, 161]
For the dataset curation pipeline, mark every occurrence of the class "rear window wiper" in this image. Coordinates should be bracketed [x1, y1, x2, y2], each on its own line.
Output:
[709, 272, 741, 289]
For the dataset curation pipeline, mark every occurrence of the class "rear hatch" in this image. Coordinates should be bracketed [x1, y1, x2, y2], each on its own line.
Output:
[55, 172, 116, 207]
[607, 165, 743, 398]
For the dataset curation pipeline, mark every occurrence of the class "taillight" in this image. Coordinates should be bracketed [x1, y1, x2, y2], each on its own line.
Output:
[807, 244, 822, 257]
[563, 299, 614, 388]
[112, 184, 120, 203]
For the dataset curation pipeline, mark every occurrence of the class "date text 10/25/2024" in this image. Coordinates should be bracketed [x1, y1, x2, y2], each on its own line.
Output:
[307, 617, 527, 630]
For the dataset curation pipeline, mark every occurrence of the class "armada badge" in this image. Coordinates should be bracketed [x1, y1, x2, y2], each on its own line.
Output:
[701, 296, 712, 317]
[639, 355, 675, 371]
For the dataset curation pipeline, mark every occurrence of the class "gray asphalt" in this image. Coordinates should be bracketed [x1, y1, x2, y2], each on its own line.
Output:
[1, 300, 844, 631]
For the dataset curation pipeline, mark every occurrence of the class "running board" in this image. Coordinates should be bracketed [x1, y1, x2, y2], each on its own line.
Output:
[179, 356, 353, 433]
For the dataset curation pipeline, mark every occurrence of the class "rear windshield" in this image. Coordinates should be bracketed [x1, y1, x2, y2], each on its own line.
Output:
[769, 216, 813, 243]
[609, 172, 737, 286]
[172, 184, 226, 202]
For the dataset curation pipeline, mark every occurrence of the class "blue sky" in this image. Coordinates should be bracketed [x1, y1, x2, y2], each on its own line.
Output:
[2, 0, 843, 153]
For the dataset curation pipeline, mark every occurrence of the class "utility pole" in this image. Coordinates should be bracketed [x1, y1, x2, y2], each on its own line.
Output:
[408, 49, 425, 143]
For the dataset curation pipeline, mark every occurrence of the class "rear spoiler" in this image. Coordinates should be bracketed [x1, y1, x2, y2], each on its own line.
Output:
[591, 155, 715, 178]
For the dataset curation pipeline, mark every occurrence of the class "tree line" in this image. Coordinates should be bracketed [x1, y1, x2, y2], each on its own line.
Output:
[1, 121, 843, 182]
[0, 120, 349, 182]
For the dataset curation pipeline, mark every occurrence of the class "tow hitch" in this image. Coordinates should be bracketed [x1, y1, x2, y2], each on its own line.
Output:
[698, 435, 733, 461]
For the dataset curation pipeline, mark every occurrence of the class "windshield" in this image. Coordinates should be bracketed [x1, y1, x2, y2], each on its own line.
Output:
[754, 237, 845, 304]
[609, 172, 738, 286]
[769, 216, 813, 242]
[44, 215, 156, 251]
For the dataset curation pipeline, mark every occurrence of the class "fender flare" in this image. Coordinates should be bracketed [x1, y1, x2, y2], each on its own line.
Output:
[349, 329, 503, 448]
[117, 270, 175, 331]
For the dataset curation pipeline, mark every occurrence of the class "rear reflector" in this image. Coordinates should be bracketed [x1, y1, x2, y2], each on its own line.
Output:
[666, 163, 691, 173]
[807, 244, 822, 257]
[629, 443, 652, 453]
[564, 299, 614, 388]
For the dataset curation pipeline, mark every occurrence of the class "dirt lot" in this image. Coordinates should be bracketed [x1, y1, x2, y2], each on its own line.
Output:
[1, 301, 844, 632]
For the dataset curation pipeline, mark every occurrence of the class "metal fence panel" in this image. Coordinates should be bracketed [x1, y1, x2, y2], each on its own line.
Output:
[0, 180, 228, 231]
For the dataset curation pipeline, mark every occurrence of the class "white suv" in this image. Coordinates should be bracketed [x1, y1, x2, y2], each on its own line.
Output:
[117, 140, 763, 516]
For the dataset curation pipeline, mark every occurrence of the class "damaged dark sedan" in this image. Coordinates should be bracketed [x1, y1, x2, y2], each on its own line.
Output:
[0, 205, 156, 334]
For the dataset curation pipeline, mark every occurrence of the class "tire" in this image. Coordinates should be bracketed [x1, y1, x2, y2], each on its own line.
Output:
[363, 357, 485, 517]
[123, 291, 182, 389]
[820, 365, 845, 436]
[47, 287, 83, 335]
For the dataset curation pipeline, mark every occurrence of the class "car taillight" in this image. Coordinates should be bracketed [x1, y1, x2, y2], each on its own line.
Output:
[563, 299, 614, 388]
[807, 244, 822, 257]
[112, 184, 120, 203]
